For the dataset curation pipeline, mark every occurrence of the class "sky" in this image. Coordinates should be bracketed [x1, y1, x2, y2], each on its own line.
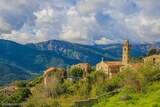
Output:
[0, 0, 160, 45]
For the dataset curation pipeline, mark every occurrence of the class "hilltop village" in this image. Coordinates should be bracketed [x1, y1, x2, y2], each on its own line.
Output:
[1, 40, 160, 95]
[44, 40, 160, 85]
[1, 40, 160, 107]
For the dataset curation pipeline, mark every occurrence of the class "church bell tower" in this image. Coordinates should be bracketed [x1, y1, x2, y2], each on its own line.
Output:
[122, 40, 130, 64]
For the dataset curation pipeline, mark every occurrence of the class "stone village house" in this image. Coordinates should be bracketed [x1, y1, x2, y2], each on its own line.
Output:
[143, 54, 160, 65]
[70, 63, 92, 77]
[71, 63, 92, 72]
[43, 63, 92, 85]
[0, 86, 18, 96]
[44, 67, 64, 86]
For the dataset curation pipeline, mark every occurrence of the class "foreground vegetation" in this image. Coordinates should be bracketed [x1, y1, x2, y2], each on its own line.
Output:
[94, 81, 160, 107]
[0, 62, 160, 107]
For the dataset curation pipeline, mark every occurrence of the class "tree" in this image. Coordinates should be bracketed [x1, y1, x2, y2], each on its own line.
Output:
[116, 66, 145, 93]
[63, 70, 68, 79]
[70, 67, 84, 78]
[13, 81, 28, 88]
[28, 76, 43, 87]
[148, 49, 158, 56]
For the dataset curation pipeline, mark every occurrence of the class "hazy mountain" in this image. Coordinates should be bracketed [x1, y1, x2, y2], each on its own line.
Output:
[0, 39, 80, 85]
[0, 39, 80, 72]
[0, 39, 160, 85]
[26, 40, 116, 65]
[93, 42, 160, 58]
[26, 40, 160, 63]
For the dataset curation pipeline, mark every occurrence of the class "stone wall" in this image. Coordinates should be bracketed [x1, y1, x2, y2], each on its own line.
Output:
[73, 92, 118, 107]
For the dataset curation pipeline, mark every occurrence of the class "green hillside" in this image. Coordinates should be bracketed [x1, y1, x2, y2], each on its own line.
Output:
[1, 62, 159, 107]
[94, 81, 160, 107]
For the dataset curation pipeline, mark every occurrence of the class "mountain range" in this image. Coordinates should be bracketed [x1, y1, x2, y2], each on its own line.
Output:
[0, 39, 160, 85]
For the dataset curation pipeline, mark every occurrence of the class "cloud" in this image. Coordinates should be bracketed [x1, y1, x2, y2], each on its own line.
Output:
[0, 0, 160, 44]
[0, 18, 13, 33]
[1, 31, 36, 44]
[124, 14, 160, 42]
[134, 0, 160, 18]
[95, 37, 117, 44]
[34, 7, 56, 24]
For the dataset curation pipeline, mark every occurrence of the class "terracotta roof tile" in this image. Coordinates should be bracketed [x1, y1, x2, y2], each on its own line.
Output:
[5, 86, 18, 91]
[104, 61, 124, 66]
[44, 67, 56, 74]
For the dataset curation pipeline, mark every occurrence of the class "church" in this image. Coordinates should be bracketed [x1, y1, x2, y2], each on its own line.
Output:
[96, 40, 130, 77]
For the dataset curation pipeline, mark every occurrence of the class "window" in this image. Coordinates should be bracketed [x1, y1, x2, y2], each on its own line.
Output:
[124, 48, 126, 51]
[101, 67, 103, 70]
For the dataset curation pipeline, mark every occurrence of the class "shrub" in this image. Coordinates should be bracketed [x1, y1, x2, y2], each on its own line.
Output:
[105, 83, 119, 92]
[2, 88, 31, 104]
[29, 76, 43, 87]
[140, 64, 160, 82]
[12, 81, 28, 88]
[113, 66, 145, 93]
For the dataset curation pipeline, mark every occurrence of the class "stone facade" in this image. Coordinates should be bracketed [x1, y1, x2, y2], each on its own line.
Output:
[96, 61, 124, 77]
[143, 55, 160, 65]
[122, 40, 131, 64]
[44, 67, 64, 86]
[96, 40, 130, 78]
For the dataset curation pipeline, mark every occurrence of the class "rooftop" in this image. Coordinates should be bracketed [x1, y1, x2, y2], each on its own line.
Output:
[104, 61, 124, 66]
[144, 54, 160, 59]
[44, 67, 56, 74]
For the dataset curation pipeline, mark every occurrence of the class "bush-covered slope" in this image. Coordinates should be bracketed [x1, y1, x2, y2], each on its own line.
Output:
[0, 63, 160, 106]
[21, 63, 160, 107]
[94, 82, 160, 107]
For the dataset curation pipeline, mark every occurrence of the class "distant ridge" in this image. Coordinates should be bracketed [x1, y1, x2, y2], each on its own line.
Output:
[0, 39, 160, 85]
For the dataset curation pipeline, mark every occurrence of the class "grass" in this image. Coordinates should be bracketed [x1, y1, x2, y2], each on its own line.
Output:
[94, 82, 160, 107]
